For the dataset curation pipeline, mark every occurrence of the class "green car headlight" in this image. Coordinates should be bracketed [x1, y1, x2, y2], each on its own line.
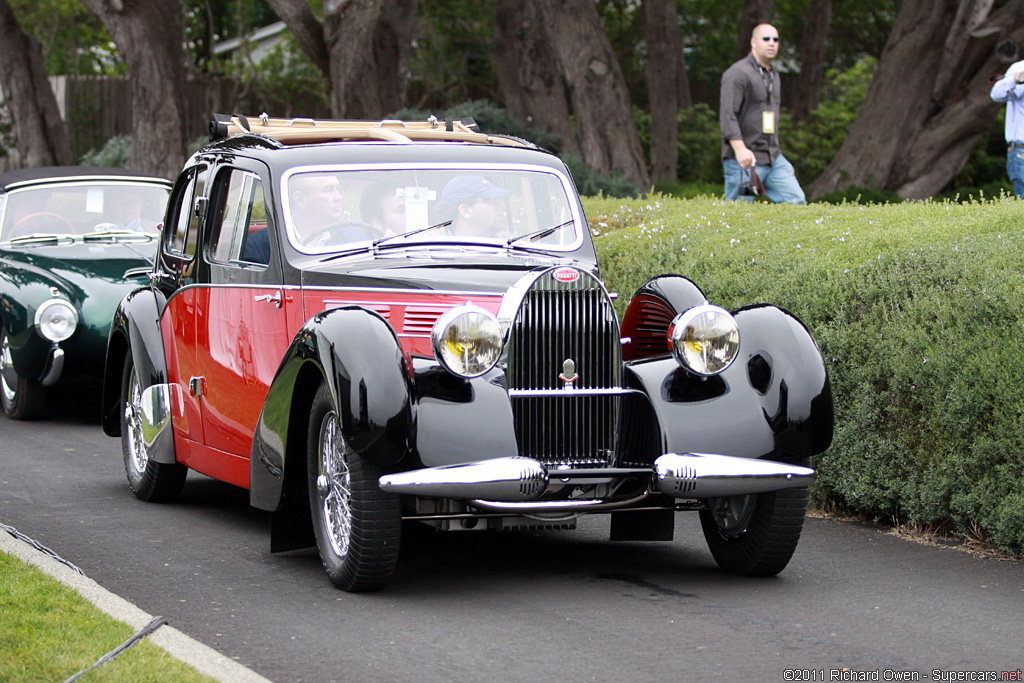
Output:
[669, 304, 740, 376]
[431, 305, 503, 378]
[34, 299, 79, 342]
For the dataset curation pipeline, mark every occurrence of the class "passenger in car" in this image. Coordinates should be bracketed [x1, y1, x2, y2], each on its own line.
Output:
[288, 173, 364, 247]
[438, 175, 511, 238]
[242, 227, 270, 265]
[360, 183, 406, 239]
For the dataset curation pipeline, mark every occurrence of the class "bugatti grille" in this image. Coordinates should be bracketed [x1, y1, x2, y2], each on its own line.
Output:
[506, 269, 623, 467]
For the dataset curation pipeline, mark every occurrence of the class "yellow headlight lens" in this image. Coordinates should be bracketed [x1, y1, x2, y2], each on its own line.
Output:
[669, 304, 740, 376]
[431, 305, 503, 378]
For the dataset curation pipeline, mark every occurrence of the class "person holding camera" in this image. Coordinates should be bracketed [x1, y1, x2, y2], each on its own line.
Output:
[990, 61, 1024, 198]
[720, 23, 805, 204]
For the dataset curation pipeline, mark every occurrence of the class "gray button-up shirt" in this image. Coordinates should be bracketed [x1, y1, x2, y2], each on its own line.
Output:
[720, 54, 781, 166]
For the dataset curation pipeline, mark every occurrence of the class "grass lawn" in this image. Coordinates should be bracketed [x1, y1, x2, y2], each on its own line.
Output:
[0, 549, 217, 683]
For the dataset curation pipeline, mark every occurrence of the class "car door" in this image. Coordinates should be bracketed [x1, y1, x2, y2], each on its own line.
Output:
[159, 163, 209, 449]
[193, 165, 291, 472]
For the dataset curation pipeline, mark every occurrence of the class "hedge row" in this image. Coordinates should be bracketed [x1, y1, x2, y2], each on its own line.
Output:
[583, 193, 1024, 555]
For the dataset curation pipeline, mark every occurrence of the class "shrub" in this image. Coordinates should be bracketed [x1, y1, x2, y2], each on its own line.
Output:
[584, 193, 1024, 555]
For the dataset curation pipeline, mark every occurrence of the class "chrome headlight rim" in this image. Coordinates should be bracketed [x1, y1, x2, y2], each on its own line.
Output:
[669, 303, 740, 377]
[34, 298, 79, 343]
[431, 304, 503, 379]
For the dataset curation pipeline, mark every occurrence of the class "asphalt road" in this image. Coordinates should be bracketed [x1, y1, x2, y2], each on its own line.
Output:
[2, 379, 1022, 682]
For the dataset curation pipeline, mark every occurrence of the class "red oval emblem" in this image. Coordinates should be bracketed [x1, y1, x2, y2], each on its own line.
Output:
[552, 268, 580, 283]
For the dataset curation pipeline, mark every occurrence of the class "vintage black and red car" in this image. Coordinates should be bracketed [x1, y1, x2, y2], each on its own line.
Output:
[101, 114, 833, 591]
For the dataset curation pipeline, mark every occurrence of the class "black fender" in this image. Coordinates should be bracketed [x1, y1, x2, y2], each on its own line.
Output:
[250, 306, 414, 514]
[101, 287, 169, 441]
[411, 359, 519, 468]
[621, 275, 707, 361]
[624, 303, 833, 463]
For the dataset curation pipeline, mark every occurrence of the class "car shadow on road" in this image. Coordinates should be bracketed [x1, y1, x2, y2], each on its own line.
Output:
[40, 376, 104, 425]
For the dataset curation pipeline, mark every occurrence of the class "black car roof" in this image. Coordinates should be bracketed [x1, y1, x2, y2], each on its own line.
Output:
[0, 166, 171, 193]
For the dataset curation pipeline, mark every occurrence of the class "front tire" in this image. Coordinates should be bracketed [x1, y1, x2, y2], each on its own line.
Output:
[0, 328, 46, 420]
[308, 382, 401, 592]
[121, 354, 186, 502]
[700, 478, 809, 577]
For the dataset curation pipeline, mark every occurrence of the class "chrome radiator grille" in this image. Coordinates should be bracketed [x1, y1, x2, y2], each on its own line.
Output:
[506, 269, 623, 467]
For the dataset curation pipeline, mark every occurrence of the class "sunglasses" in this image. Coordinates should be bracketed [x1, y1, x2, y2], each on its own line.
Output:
[761, 36, 780, 43]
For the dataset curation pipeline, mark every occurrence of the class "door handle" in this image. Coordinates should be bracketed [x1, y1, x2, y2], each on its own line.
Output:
[254, 290, 283, 308]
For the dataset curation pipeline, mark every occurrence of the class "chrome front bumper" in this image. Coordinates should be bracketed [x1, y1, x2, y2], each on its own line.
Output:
[378, 453, 814, 505]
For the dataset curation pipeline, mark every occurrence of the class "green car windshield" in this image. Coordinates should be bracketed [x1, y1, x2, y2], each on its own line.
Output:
[281, 168, 582, 254]
[1, 182, 169, 241]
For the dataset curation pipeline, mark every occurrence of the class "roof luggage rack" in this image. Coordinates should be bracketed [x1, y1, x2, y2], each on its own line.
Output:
[208, 113, 527, 148]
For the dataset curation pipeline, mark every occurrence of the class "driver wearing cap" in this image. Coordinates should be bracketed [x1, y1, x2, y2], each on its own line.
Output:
[438, 176, 511, 237]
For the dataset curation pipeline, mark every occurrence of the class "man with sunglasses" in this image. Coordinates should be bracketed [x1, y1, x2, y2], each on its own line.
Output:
[720, 23, 805, 204]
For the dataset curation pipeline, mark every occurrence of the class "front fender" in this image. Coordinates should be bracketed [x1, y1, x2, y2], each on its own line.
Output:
[620, 274, 706, 361]
[101, 287, 169, 439]
[625, 303, 833, 462]
[250, 306, 413, 512]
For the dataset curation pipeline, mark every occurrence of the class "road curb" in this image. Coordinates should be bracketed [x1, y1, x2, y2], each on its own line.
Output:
[0, 531, 273, 683]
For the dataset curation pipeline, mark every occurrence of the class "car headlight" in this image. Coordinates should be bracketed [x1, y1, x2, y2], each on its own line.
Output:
[432, 305, 503, 378]
[35, 299, 79, 342]
[669, 304, 739, 376]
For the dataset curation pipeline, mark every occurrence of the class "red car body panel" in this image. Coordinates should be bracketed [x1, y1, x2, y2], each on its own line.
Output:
[162, 284, 504, 490]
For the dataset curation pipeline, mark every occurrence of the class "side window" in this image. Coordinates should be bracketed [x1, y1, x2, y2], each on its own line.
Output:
[208, 169, 269, 266]
[166, 165, 209, 259]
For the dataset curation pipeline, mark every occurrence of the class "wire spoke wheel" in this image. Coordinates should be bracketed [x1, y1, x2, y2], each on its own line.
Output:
[318, 412, 353, 559]
[119, 354, 186, 502]
[307, 382, 401, 592]
[0, 328, 46, 420]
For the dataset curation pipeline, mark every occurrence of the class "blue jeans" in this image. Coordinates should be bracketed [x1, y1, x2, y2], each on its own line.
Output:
[1007, 148, 1024, 198]
[723, 153, 806, 204]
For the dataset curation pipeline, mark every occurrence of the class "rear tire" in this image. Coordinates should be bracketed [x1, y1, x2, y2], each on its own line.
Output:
[700, 471, 809, 577]
[308, 382, 401, 591]
[121, 354, 187, 502]
[0, 328, 46, 420]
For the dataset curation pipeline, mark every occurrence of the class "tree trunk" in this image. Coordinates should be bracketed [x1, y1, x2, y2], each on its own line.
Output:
[792, 0, 831, 122]
[0, 0, 73, 168]
[537, 0, 651, 190]
[265, 0, 331, 80]
[322, 0, 381, 119]
[373, 0, 417, 117]
[493, 0, 579, 157]
[737, 0, 773, 61]
[808, 0, 1024, 200]
[644, 0, 689, 185]
[80, 0, 190, 179]
[272, 0, 415, 120]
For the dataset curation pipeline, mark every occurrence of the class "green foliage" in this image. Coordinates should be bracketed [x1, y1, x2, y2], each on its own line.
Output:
[584, 193, 1024, 555]
[784, 57, 876, 189]
[78, 135, 129, 168]
[9, 0, 119, 75]
[218, 33, 329, 114]
[410, 1, 500, 110]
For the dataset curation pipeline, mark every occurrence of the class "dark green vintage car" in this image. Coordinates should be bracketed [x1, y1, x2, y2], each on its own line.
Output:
[0, 167, 171, 419]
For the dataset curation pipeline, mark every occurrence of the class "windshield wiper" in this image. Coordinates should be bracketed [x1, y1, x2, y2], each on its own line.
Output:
[371, 220, 453, 251]
[2, 234, 74, 246]
[506, 220, 574, 246]
[83, 229, 154, 242]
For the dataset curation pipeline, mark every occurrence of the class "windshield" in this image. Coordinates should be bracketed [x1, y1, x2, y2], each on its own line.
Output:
[282, 168, 581, 254]
[0, 182, 169, 241]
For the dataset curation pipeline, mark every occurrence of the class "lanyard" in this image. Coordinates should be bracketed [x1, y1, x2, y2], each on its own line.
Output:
[752, 56, 773, 104]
